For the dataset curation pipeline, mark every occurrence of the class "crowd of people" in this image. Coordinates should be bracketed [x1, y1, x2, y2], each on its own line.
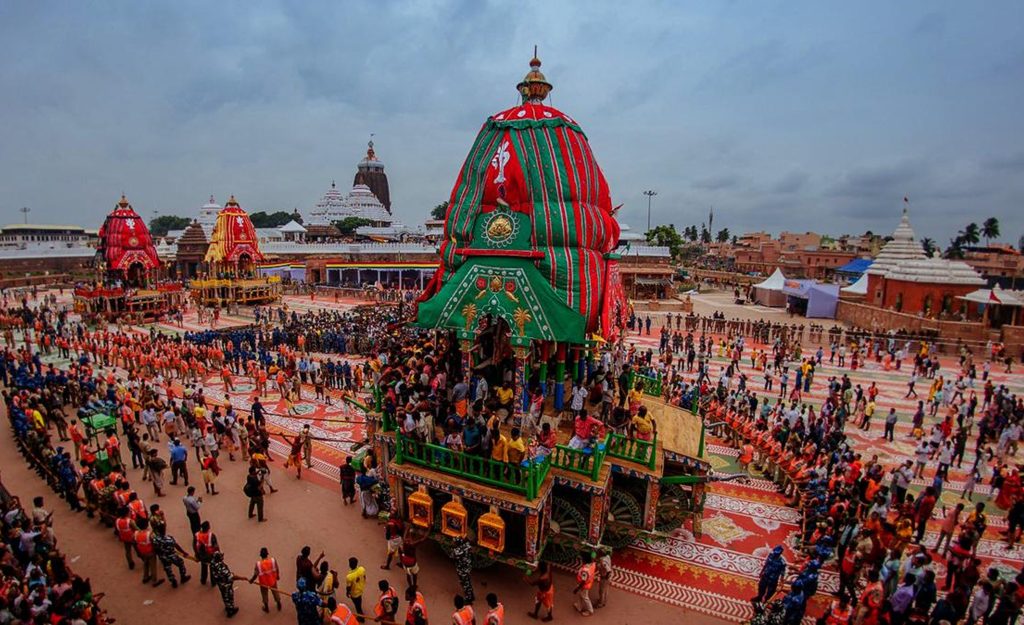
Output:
[685, 332, 1024, 625]
[1, 296, 526, 624]
[0, 486, 109, 624]
[3, 281, 1024, 625]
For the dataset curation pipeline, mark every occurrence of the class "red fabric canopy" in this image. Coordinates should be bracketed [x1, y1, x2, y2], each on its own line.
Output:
[97, 195, 160, 273]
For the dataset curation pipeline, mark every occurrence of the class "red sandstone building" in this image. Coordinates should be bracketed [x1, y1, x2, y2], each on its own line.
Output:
[865, 208, 985, 318]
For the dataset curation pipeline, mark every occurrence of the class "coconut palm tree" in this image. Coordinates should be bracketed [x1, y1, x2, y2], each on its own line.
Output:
[920, 237, 937, 257]
[959, 222, 981, 246]
[982, 217, 1001, 246]
[944, 236, 965, 259]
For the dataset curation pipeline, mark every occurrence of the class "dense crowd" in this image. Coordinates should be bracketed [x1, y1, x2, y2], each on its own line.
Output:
[692, 337, 1024, 625]
[0, 485, 109, 624]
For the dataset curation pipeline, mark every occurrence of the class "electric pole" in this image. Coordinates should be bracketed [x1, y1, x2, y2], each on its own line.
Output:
[642, 190, 657, 232]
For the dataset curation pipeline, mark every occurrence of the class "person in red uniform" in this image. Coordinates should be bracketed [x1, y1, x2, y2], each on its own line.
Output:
[133, 517, 163, 587]
[114, 506, 137, 570]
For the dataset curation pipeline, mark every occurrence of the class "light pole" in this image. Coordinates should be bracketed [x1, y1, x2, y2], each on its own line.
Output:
[642, 190, 657, 232]
[19, 207, 30, 224]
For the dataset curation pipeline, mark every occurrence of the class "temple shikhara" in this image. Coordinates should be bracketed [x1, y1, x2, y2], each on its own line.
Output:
[96, 194, 161, 286]
[364, 54, 710, 570]
[74, 194, 183, 320]
[417, 52, 628, 352]
[192, 195, 281, 306]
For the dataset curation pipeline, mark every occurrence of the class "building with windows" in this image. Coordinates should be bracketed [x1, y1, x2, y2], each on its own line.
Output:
[0, 224, 97, 250]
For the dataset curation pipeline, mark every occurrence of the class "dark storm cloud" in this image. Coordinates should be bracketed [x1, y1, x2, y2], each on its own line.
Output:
[0, 1, 1021, 244]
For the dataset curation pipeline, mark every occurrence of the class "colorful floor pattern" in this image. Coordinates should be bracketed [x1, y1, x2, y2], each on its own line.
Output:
[17, 294, 1024, 622]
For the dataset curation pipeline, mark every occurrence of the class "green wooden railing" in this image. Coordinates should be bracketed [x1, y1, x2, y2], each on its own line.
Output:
[548, 434, 610, 481]
[394, 434, 550, 500]
[628, 370, 664, 397]
[607, 432, 658, 470]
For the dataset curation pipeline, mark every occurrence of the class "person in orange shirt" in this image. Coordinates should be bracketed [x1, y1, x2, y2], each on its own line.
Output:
[485, 593, 504, 625]
[452, 594, 475, 625]
[404, 586, 428, 625]
[573, 551, 596, 616]
[374, 580, 399, 622]
[249, 547, 283, 612]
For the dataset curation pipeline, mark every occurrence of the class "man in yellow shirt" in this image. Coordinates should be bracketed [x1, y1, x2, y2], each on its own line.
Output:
[495, 383, 514, 418]
[630, 406, 656, 442]
[345, 557, 366, 617]
[490, 424, 509, 463]
[506, 428, 526, 465]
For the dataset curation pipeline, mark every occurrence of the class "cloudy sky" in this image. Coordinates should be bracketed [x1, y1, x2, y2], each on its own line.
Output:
[1, 1, 1022, 244]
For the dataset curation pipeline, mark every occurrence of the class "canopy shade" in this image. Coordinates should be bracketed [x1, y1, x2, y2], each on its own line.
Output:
[957, 287, 1024, 307]
[783, 279, 840, 318]
[841, 273, 869, 295]
[753, 268, 787, 290]
[415, 256, 587, 343]
[835, 258, 873, 276]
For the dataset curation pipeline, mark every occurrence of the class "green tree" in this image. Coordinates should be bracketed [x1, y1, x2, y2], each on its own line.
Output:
[700, 226, 711, 244]
[959, 222, 980, 246]
[715, 228, 730, 243]
[920, 237, 938, 257]
[645, 224, 685, 259]
[149, 215, 191, 237]
[249, 211, 293, 228]
[333, 217, 374, 235]
[982, 217, 1000, 246]
[944, 236, 965, 259]
[430, 201, 449, 220]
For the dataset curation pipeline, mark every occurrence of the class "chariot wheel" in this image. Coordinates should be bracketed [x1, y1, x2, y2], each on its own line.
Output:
[543, 498, 588, 564]
[602, 490, 643, 548]
[655, 482, 689, 533]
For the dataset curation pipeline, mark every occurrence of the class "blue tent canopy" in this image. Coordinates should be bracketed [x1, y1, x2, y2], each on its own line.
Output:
[835, 258, 873, 276]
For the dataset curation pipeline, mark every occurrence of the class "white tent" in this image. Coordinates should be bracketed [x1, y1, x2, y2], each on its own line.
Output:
[753, 268, 788, 307]
[753, 268, 786, 290]
[841, 273, 869, 296]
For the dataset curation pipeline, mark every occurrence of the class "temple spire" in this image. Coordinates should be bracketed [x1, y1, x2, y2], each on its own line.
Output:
[517, 46, 553, 104]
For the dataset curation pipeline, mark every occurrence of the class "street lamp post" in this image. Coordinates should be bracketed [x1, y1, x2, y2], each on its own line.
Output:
[642, 190, 657, 232]
[19, 207, 30, 224]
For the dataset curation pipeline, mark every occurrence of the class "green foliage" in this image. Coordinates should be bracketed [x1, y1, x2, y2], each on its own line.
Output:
[645, 224, 685, 259]
[430, 201, 449, 220]
[333, 217, 374, 235]
[715, 228, 730, 243]
[944, 236, 965, 259]
[959, 222, 980, 245]
[920, 237, 938, 257]
[249, 211, 294, 228]
[700, 226, 711, 244]
[982, 217, 1000, 244]
[149, 215, 191, 237]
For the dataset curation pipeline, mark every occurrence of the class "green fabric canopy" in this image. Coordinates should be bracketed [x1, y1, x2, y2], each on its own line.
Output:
[415, 256, 585, 342]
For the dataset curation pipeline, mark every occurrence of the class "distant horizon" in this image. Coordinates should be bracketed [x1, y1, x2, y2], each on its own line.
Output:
[2, 2, 1022, 245]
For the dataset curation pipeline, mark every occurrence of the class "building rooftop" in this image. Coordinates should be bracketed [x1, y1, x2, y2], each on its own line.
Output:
[883, 257, 986, 285]
[866, 206, 927, 277]
[0, 224, 91, 232]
